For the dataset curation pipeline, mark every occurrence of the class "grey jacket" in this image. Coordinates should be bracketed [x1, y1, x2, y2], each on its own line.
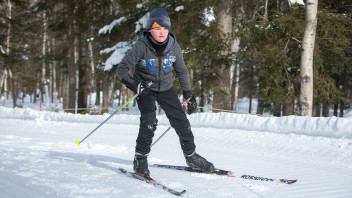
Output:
[116, 32, 191, 92]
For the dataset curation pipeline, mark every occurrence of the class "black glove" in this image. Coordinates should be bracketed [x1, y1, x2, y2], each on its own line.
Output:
[135, 82, 147, 94]
[183, 90, 197, 115]
[122, 79, 150, 96]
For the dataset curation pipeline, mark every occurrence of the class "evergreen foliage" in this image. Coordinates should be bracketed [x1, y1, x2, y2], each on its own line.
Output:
[235, 1, 351, 116]
[0, 0, 351, 116]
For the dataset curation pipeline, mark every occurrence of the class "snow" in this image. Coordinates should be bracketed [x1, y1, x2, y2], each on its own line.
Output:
[135, 13, 149, 33]
[290, 0, 305, 5]
[100, 12, 148, 70]
[175, 6, 184, 12]
[98, 17, 126, 35]
[100, 41, 132, 71]
[1, 99, 352, 197]
[203, 7, 215, 27]
[0, 45, 5, 54]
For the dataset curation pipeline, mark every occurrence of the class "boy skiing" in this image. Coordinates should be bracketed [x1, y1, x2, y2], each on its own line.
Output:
[116, 8, 215, 178]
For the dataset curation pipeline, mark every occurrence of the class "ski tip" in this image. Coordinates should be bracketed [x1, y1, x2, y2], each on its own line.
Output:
[118, 167, 127, 173]
[214, 169, 235, 177]
[75, 140, 81, 146]
[176, 190, 186, 196]
[280, 179, 298, 184]
[225, 172, 235, 177]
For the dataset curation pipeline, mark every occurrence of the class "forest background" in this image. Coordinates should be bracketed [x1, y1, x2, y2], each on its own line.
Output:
[0, 0, 351, 117]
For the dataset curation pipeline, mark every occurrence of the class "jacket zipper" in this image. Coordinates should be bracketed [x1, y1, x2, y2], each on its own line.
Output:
[158, 56, 162, 92]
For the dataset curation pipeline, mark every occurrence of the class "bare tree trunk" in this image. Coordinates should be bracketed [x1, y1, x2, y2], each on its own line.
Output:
[256, 98, 264, 115]
[120, 86, 125, 111]
[231, 61, 240, 111]
[287, 0, 292, 8]
[8, 68, 17, 107]
[333, 103, 338, 117]
[62, 73, 69, 110]
[48, 39, 53, 104]
[118, 83, 122, 106]
[249, 92, 253, 114]
[283, 98, 294, 116]
[322, 103, 329, 117]
[248, 64, 255, 114]
[0, 71, 6, 97]
[110, 0, 119, 15]
[52, 38, 58, 107]
[313, 103, 321, 117]
[264, 0, 269, 21]
[2, 0, 12, 107]
[231, 2, 244, 112]
[189, 69, 194, 87]
[102, 74, 109, 113]
[213, 0, 232, 112]
[109, 75, 116, 107]
[273, 102, 281, 117]
[280, 0, 291, 13]
[126, 89, 132, 111]
[34, 73, 40, 104]
[65, 0, 76, 113]
[200, 86, 205, 112]
[339, 102, 344, 117]
[75, 67, 79, 114]
[77, 39, 89, 114]
[58, 60, 64, 104]
[0, 2, 11, 98]
[95, 79, 101, 106]
[42, 10, 50, 108]
[77, 0, 89, 114]
[88, 33, 95, 108]
[1, 70, 8, 106]
[299, 0, 318, 116]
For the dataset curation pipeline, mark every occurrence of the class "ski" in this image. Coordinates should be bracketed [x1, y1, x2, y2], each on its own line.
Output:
[240, 174, 297, 184]
[152, 164, 297, 184]
[118, 168, 186, 196]
[152, 164, 235, 177]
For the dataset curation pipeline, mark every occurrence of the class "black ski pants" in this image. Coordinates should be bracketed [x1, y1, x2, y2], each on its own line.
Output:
[135, 87, 195, 155]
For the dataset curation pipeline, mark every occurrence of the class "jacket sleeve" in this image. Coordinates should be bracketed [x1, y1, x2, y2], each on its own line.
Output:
[173, 43, 191, 91]
[116, 41, 143, 90]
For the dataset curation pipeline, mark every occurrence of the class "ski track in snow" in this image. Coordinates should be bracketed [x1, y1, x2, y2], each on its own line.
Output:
[0, 108, 352, 197]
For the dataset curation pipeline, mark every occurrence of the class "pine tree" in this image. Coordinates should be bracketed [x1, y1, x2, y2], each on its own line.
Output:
[235, 1, 305, 116]
[313, 0, 352, 117]
[0, 0, 33, 107]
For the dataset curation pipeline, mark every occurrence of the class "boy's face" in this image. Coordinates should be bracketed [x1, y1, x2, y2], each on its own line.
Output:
[149, 27, 169, 43]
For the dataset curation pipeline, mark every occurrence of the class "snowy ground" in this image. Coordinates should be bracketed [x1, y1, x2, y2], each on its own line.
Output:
[1, 101, 352, 197]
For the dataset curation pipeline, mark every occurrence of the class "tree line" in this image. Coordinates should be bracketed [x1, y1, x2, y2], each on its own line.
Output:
[0, 0, 351, 117]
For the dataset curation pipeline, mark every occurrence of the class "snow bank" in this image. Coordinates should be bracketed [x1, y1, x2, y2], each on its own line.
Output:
[1, 107, 351, 139]
[187, 112, 352, 138]
[345, 110, 352, 119]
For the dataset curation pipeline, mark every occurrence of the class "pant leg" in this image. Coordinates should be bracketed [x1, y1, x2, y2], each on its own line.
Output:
[135, 93, 158, 155]
[157, 88, 196, 155]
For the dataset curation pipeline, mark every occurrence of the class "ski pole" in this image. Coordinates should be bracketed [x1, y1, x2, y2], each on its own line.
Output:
[151, 126, 172, 147]
[151, 102, 188, 147]
[76, 94, 138, 146]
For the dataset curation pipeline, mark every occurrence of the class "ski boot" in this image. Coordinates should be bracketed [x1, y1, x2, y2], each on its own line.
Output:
[133, 152, 151, 179]
[185, 152, 215, 173]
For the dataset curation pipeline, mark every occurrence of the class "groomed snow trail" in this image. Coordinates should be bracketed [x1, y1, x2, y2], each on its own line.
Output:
[0, 111, 352, 197]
